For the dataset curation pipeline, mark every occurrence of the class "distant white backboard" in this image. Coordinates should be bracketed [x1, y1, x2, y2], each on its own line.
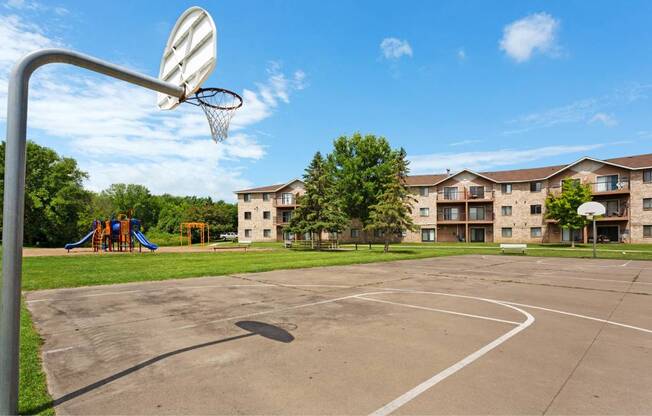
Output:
[577, 201, 606, 219]
[158, 6, 217, 110]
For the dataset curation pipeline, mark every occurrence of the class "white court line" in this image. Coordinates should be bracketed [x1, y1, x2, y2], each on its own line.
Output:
[383, 288, 652, 335]
[621, 260, 633, 267]
[500, 301, 652, 334]
[354, 296, 521, 325]
[368, 293, 534, 416]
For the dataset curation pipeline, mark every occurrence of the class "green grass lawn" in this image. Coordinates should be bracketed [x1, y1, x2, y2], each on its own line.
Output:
[15, 243, 652, 414]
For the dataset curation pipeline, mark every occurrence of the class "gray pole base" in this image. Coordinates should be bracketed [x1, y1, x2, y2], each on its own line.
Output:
[0, 48, 184, 415]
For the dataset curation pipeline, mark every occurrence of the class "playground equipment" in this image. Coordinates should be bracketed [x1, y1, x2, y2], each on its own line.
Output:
[180, 222, 210, 246]
[1, 6, 241, 413]
[65, 215, 158, 252]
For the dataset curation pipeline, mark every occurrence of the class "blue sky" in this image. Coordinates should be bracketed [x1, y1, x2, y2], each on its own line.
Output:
[2, 1, 652, 201]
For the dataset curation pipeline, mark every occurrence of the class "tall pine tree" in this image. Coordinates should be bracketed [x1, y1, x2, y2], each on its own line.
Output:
[364, 149, 416, 252]
[288, 151, 348, 249]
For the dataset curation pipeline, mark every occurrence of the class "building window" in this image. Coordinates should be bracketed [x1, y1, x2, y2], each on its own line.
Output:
[243, 193, 251, 202]
[644, 170, 652, 183]
[244, 229, 252, 238]
[443, 187, 459, 200]
[374, 229, 384, 238]
[501, 183, 512, 194]
[421, 229, 435, 242]
[281, 193, 293, 205]
[644, 198, 652, 211]
[351, 228, 360, 238]
[263, 211, 271, 219]
[263, 229, 271, 238]
[596, 175, 619, 192]
[469, 186, 485, 199]
[442, 207, 460, 220]
[644, 225, 652, 238]
[419, 186, 429, 197]
[281, 211, 292, 223]
[531, 227, 542, 238]
[244, 211, 252, 220]
[502, 228, 512, 238]
[501, 206, 512, 216]
[419, 207, 430, 217]
[530, 182, 542, 192]
[468, 206, 485, 220]
[262, 193, 270, 201]
[530, 204, 542, 215]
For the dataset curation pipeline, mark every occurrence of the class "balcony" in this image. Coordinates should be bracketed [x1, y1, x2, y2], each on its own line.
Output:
[467, 211, 495, 223]
[273, 216, 292, 225]
[437, 188, 494, 202]
[274, 196, 298, 207]
[591, 178, 629, 194]
[437, 212, 466, 222]
[547, 178, 630, 196]
[436, 208, 494, 223]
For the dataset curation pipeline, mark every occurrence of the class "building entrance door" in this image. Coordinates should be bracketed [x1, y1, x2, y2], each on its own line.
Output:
[470, 227, 485, 242]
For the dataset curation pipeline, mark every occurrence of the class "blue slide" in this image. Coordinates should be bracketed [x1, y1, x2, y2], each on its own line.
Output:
[64, 230, 95, 251]
[132, 230, 158, 251]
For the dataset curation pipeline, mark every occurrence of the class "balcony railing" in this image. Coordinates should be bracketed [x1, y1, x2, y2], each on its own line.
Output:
[437, 188, 494, 201]
[592, 178, 629, 193]
[274, 196, 298, 206]
[436, 209, 494, 222]
[273, 216, 292, 225]
[437, 212, 466, 222]
[548, 178, 630, 195]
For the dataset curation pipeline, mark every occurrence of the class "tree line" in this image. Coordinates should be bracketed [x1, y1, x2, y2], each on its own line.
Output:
[0, 141, 237, 247]
[288, 133, 416, 252]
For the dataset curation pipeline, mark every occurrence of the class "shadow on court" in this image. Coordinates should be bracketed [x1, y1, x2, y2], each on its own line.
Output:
[25, 321, 293, 414]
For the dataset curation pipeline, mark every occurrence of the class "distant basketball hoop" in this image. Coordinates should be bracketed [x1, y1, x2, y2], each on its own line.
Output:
[578, 201, 606, 258]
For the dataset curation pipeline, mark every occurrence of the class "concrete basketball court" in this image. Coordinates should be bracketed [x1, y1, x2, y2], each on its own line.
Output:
[26, 255, 652, 415]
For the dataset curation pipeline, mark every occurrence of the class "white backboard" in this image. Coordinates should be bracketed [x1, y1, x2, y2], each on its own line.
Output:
[577, 201, 606, 217]
[158, 6, 217, 110]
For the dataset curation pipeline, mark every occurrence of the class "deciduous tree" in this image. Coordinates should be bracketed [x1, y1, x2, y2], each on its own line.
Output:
[545, 179, 592, 247]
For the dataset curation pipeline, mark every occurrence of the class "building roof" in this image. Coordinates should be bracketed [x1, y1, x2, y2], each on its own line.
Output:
[234, 183, 286, 194]
[405, 174, 448, 186]
[480, 165, 567, 182]
[605, 153, 652, 169]
[234, 178, 304, 194]
[235, 153, 652, 192]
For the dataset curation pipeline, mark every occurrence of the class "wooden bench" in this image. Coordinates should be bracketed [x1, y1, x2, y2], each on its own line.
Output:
[211, 240, 251, 252]
[500, 243, 527, 254]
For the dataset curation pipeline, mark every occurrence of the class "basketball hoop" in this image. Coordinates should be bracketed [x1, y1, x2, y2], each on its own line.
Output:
[184, 87, 243, 142]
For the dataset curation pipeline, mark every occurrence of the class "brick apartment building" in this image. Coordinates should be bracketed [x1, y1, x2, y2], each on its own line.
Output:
[235, 153, 652, 244]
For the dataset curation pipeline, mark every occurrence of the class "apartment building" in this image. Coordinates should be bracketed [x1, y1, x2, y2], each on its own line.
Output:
[235, 179, 305, 242]
[235, 153, 652, 244]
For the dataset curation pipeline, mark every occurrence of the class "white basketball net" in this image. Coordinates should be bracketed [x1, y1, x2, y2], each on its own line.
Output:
[186, 88, 243, 142]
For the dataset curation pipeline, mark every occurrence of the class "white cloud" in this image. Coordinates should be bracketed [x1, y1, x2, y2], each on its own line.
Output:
[409, 144, 605, 174]
[0, 14, 305, 201]
[499, 13, 560, 63]
[457, 48, 466, 60]
[449, 139, 481, 147]
[504, 84, 652, 134]
[588, 112, 618, 127]
[3, 0, 68, 15]
[380, 37, 413, 60]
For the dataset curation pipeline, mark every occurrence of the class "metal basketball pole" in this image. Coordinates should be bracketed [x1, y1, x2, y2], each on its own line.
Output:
[0, 48, 184, 415]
